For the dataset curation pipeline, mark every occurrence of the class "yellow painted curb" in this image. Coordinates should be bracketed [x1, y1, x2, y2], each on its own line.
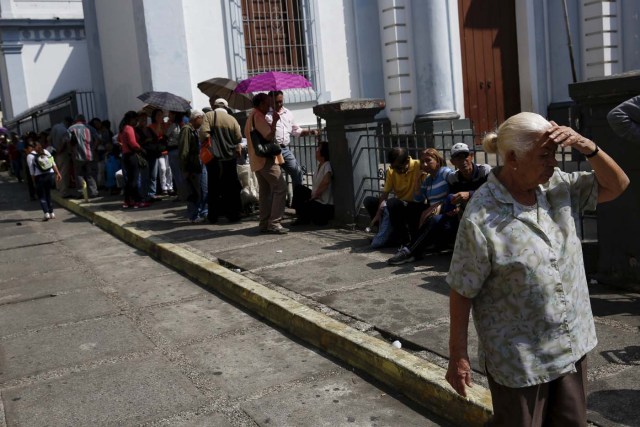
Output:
[53, 193, 493, 426]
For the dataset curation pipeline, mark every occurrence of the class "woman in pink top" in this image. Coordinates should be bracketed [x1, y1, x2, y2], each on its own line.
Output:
[119, 111, 149, 208]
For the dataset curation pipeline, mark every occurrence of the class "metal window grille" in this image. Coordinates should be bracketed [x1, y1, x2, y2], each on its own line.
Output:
[225, 0, 319, 103]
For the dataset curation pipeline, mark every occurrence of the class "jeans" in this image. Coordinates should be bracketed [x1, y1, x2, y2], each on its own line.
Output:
[35, 173, 55, 214]
[141, 156, 159, 198]
[199, 163, 209, 218]
[280, 145, 303, 187]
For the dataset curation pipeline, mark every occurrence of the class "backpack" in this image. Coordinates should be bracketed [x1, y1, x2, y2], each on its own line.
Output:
[32, 152, 54, 172]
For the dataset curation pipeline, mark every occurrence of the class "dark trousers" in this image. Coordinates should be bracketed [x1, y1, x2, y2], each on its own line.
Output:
[35, 173, 55, 214]
[407, 214, 459, 256]
[292, 185, 334, 226]
[206, 158, 242, 223]
[122, 153, 142, 204]
[363, 196, 425, 244]
[486, 356, 588, 427]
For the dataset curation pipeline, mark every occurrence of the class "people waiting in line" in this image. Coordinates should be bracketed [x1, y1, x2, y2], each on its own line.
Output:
[149, 109, 173, 197]
[27, 141, 62, 220]
[245, 93, 289, 234]
[387, 144, 491, 265]
[49, 117, 73, 197]
[165, 111, 184, 198]
[199, 98, 244, 223]
[266, 90, 318, 204]
[364, 147, 426, 248]
[118, 111, 149, 209]
[68, 114, 100, 199]
[291, 141, 334, 226]
[446, 112, 629, 425]
[179, 109, 207, 223]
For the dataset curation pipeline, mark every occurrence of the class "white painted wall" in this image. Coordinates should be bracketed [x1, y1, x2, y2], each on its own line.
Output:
[182, 0, 228, 110]
[0, 0, 83, 19]
[21, 40, 91, 106]
[93, 0, 145, 127]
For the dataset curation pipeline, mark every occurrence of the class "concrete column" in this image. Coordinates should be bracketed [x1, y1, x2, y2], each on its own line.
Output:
[377, 0, 416, 133]
[82, 0, 109, 119]
[569, 71, 640, 285]
[411, 0, 464, 121]
[0, 42, 28, 118]
[313, 99, 385, 225]
[138, 0, 191, 98]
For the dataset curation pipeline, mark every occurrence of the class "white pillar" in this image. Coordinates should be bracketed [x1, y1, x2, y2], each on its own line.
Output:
[411, 0, 463, 120]
[0, 42, 29, 118]
[377, 0, 417, 133]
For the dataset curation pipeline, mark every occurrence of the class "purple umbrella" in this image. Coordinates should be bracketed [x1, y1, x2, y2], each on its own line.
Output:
[234, 71, 312, 94]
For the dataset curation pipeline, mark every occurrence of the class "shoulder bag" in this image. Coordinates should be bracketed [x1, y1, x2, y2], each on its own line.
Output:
[199, 112, 216, 165]
[250, 116, 281, 158]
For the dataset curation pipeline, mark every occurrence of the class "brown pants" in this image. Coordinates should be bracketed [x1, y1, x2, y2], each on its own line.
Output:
[486, 356, 588, 427]
[255, 157, 287, 230]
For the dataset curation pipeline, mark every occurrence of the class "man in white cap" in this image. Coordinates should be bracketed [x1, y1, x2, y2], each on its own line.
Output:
[387, 142, 491, 265]
[199, 98, 243, 223]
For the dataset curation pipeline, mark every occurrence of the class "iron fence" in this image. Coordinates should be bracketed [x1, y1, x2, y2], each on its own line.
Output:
[289, 121, 596, 240]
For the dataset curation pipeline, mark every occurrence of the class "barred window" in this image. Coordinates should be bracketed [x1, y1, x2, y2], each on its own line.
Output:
[226, 0, 318, 102]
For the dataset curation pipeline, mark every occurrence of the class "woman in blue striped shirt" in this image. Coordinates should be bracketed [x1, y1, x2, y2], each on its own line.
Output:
[388, 148, 455, 265]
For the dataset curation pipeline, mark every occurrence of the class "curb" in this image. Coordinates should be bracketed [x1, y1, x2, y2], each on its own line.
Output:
[53, 193, 493, 426]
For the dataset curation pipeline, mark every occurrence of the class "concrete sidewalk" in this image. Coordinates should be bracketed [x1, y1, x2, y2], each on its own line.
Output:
[51, 191, 640, 427]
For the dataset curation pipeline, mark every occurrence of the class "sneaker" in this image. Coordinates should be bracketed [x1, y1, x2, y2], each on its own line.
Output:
[387, 247, 415, 265]
[134, 201, 151, 209]
[188, 217, 205, 224]
[265, 226, 289, 235]
[43, 212, 51, 221]
[49, 212, 55, 219]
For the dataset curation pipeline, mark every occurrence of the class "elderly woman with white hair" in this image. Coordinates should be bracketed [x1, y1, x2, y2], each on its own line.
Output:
[446, 112, 629, 426]
[178, 109, 206, 223]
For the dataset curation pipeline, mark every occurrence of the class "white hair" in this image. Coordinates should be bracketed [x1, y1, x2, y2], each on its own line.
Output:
[482, 112, 551, 160]
[190, 109, 204, 121]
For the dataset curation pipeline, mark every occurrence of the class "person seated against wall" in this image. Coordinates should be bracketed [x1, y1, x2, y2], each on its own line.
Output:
[387, 147, 455, 265]
[363, 147, 426, 247]
[291, 141, 334, 226]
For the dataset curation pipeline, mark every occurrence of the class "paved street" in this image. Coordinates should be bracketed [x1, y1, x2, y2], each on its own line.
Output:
[2, 171, 640, 426]
[0, 175, 452, 426]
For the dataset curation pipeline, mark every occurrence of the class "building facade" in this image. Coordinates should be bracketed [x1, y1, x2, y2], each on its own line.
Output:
[1, 0, 639, 134]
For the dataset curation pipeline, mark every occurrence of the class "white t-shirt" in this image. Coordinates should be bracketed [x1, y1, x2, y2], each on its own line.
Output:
[27, 149, 55, 177]
[313, 161, 333, 205]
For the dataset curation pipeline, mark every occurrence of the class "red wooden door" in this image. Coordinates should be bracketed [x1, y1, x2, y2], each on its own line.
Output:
[458, 0, 521, 137]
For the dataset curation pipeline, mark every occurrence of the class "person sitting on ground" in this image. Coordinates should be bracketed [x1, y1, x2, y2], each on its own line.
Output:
[27, 141, 62, 220]
[363, 147, 425, 247]
[292, 141, 334, 226]
[387, 148, 454, 265]
[445, 143, 492, 214]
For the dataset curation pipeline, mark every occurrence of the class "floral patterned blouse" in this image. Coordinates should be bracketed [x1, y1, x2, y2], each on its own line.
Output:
[447, 167, 599, 388]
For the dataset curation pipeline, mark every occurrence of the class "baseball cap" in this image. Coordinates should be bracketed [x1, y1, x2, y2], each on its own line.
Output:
[214, 98, 229, 108]
[451, 142, 470, 157]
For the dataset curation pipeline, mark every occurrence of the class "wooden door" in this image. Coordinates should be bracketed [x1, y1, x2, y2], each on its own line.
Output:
[458, 0, 521, 137]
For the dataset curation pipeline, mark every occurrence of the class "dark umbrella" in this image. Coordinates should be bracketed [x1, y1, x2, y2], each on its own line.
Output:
[234, 71, 313, 93]
[197, 77, 253, 110]
[137, 91, 191, 112]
